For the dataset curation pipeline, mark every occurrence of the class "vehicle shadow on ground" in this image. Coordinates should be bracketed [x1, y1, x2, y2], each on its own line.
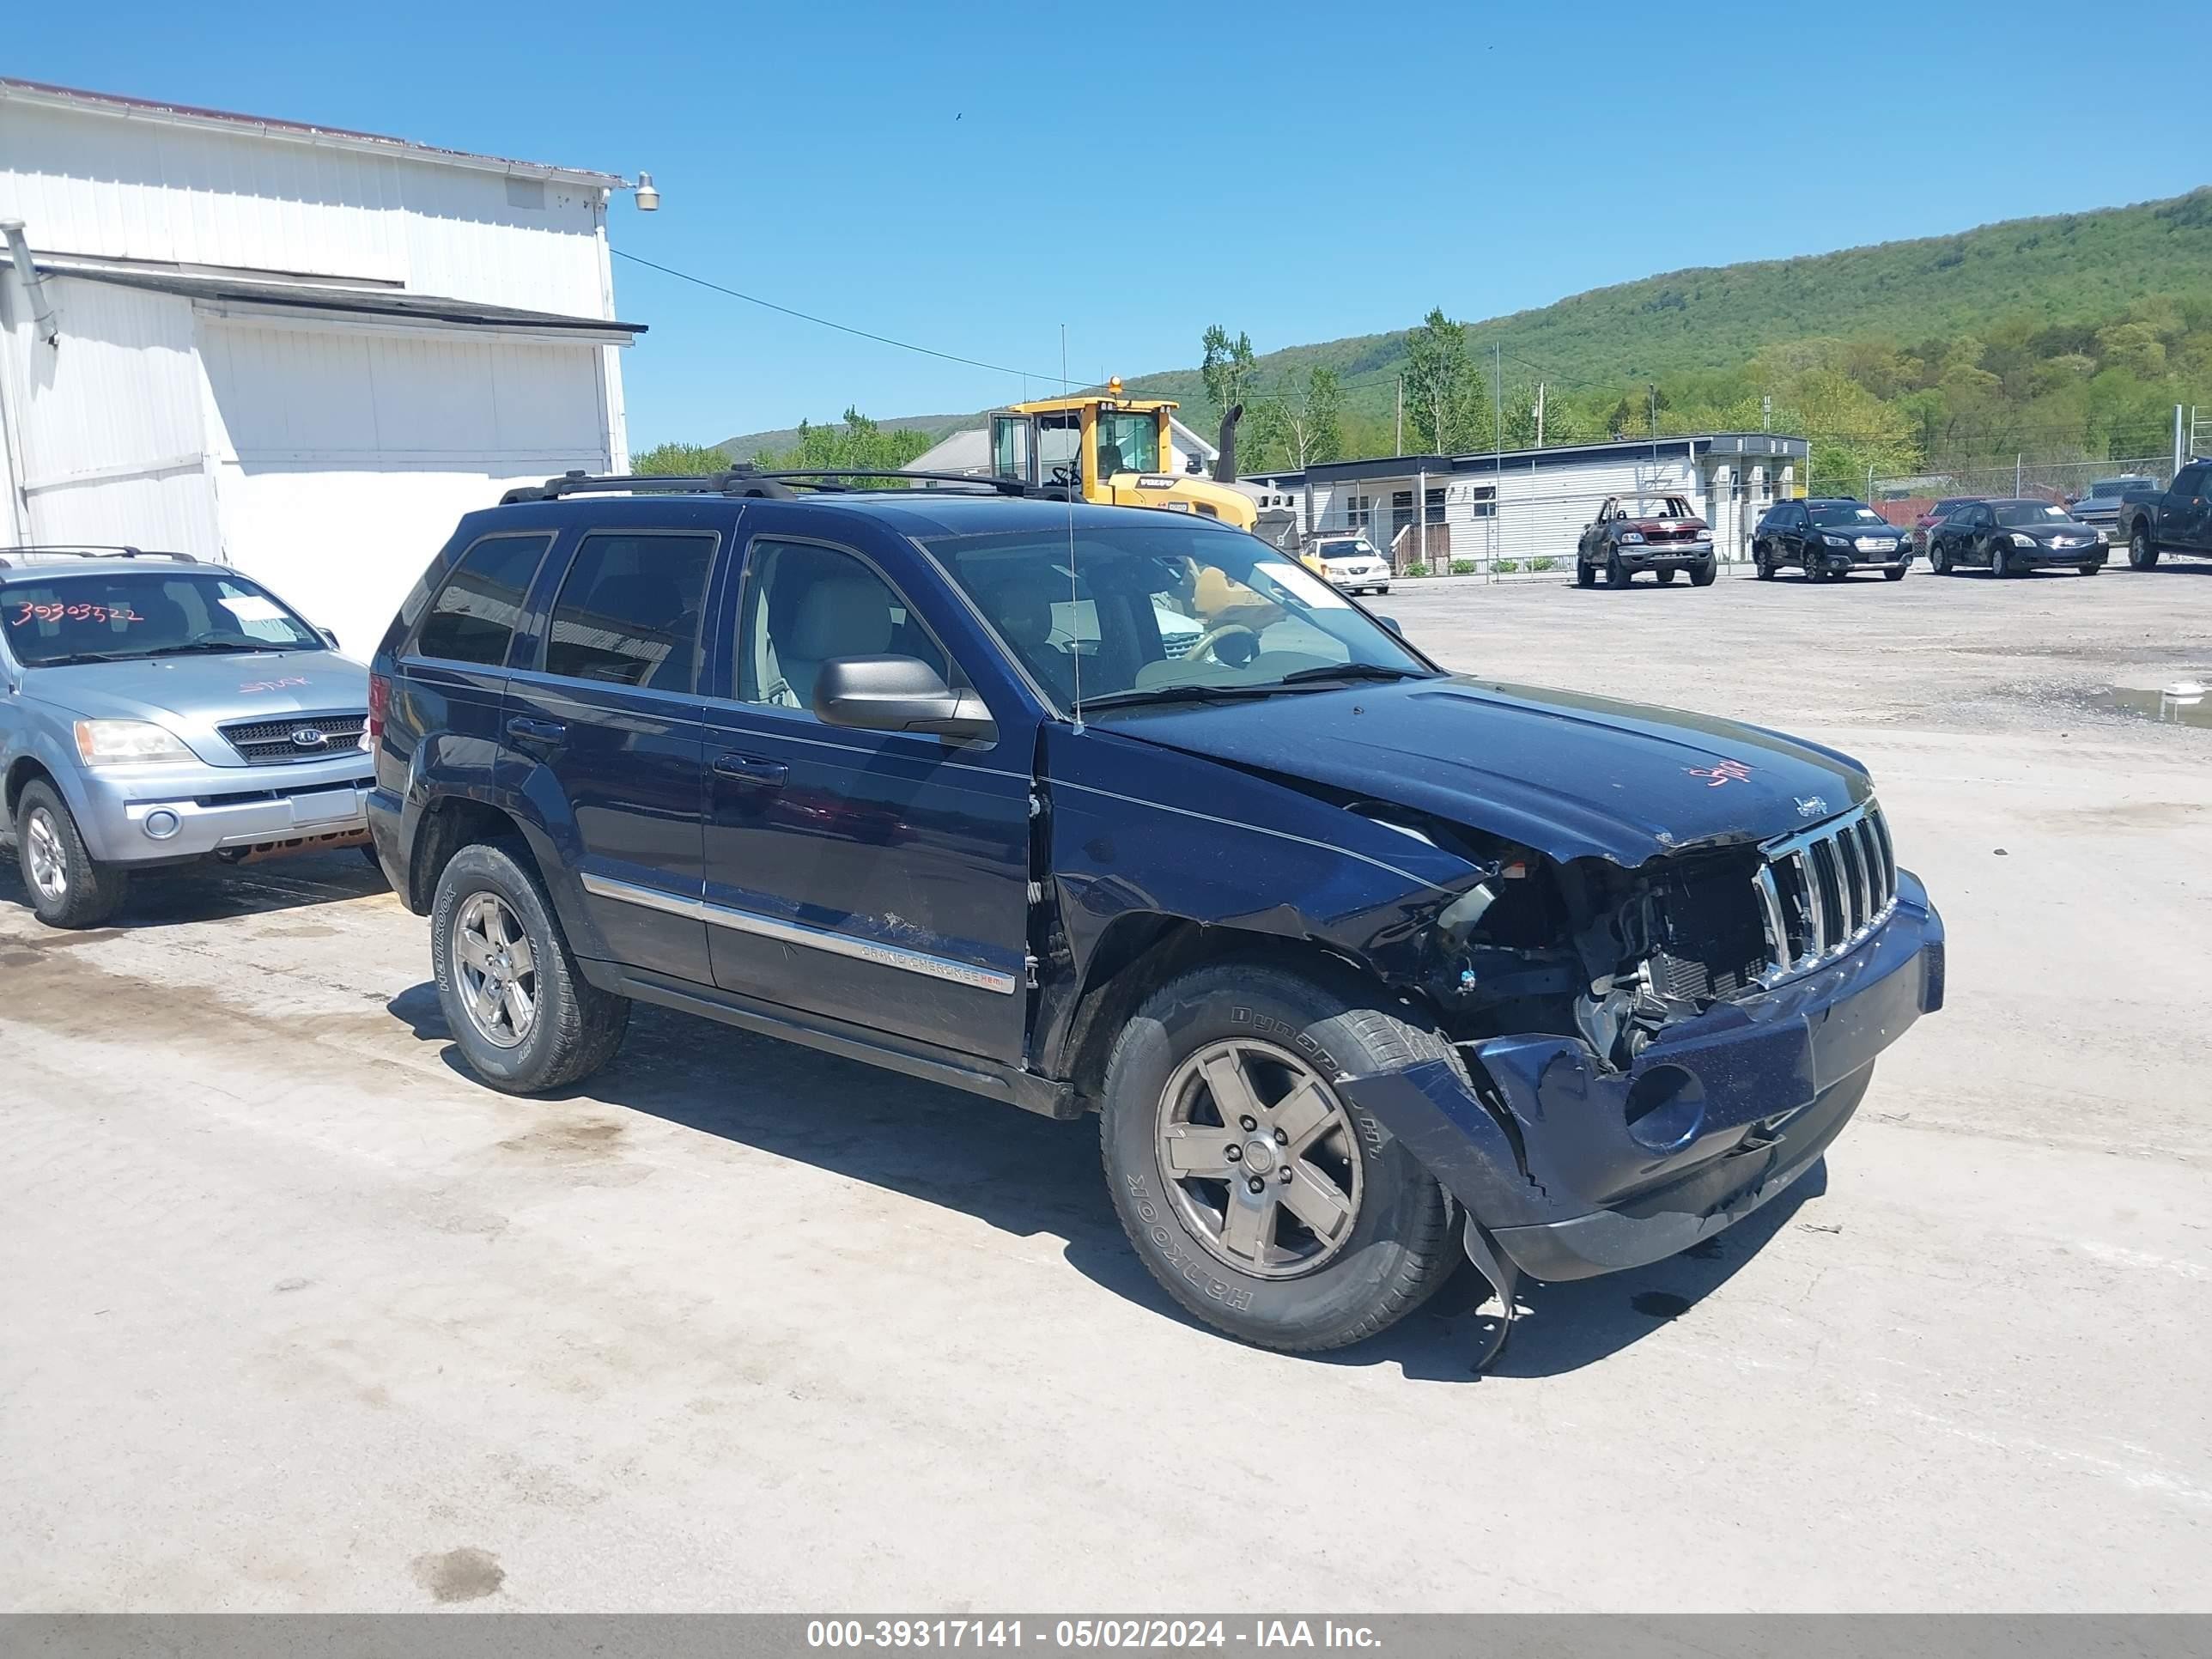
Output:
[0, 845, 386, 929]
[386, 985, 1823, 1382]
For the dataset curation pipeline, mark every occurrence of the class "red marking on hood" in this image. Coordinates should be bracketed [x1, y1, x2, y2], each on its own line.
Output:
[239, 675, 311, 694]
[1686, 758, 1753, 787]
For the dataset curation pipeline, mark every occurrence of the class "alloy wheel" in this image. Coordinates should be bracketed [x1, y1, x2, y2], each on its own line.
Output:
[453, 892, 538, 1049]
[24, 808, 68, 903]
[1152, 1038, 1364, 1280]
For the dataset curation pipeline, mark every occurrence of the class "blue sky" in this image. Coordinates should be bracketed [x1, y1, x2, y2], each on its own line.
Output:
[12, 1, 2202, 446]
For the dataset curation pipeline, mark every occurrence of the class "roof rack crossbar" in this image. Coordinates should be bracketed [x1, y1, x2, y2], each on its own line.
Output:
[498, 466, 1036, 505]
[0, 544, 197, 568]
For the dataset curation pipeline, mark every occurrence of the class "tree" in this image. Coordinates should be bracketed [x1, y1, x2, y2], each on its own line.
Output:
[1402, 308, 1488, 453]
[633, 441, 729, 476]
[753, 407, 935, 481]
[1200, 325, 1257, 418]
[1265, 367, 1345, 469]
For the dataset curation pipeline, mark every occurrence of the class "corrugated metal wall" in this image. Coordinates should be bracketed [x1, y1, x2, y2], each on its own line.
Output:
[8, 276, 222, 556]
[0, 97, 608, 316]
[200, 318, 611, 639]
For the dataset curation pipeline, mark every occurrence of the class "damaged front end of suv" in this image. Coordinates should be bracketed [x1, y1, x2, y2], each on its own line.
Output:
[1046, 677, 1945, 1365]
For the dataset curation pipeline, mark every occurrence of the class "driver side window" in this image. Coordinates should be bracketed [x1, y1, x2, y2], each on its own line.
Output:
[732, 540, 954, 714]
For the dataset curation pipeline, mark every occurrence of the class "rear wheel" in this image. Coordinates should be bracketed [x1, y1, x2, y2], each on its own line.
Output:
[2129, 524, 2160, 569]
[1656, 568, 1677, 585]
[1883, 564, 1907, 581]
[1100, 962, 1459, 1352]
[432, 842, 629, 1093]
[15, 781, 125, 929]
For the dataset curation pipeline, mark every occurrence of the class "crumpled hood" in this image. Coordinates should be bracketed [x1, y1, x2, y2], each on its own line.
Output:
[1102, 675, 1872, 866]
[21, 651, 368, 765]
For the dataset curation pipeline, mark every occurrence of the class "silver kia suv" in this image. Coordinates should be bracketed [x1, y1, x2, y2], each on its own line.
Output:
[0, 547, 373, 927]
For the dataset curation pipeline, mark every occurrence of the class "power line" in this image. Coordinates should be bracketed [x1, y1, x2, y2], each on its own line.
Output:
[611, 246, 1058, 384]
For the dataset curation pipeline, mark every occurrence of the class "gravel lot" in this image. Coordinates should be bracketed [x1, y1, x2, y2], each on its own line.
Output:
[3, 562, 2208, 1612]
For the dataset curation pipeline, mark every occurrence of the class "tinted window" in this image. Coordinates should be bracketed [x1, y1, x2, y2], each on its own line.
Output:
[733, 540, 952, 713]
[414, 534, 550, 666]
[3, 568, 322, 666]
[544, 532, 716, 692]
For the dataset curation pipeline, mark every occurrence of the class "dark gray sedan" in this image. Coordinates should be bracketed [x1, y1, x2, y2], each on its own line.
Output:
[1926, 499, 2109, 578]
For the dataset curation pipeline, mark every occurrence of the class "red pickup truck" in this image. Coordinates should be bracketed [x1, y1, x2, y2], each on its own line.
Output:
[1575, 495, 1717, 588]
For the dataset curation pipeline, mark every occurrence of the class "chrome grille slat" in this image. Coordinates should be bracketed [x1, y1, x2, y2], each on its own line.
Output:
[1751, 799, 1901, 984]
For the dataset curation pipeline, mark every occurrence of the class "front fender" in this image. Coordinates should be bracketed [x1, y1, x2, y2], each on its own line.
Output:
[1034, 720, 1490, 1076]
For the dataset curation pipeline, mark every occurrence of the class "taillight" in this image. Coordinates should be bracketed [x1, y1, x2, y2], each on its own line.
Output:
[365, 672, 390, 751]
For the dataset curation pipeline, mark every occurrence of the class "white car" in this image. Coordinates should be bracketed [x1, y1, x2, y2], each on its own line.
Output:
[1303, 538, 1391, 595]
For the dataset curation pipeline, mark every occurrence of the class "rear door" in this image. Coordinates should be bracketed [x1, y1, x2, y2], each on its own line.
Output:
[2170, 464, 2210, 550]
[698, 507, 1036, 1064]
[403, 529, 556, 793]
[503, 525, 720, 984]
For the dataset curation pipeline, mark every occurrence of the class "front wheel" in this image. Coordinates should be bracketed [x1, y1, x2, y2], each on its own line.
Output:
[14, 780, 126, 929]
[2129, 525, 2160, 569]
[1576, 558, 1596, 588]
[2079, 562, 2101, 576]
[1883, 564, 1907, 581]
[1992, 543, 2014, 579]
[1753, 543, 1776, 580]
[1931, 544, 1951, 574]
[431, 842, 630, 1093]
[1690, 557, 1717, 586]
[1100, 962, 1459, 1352]
[1606, 552, 1631, 588]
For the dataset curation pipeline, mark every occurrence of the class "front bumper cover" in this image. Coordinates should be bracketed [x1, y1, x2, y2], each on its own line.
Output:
[1342, 870, 1944, 1285]
[73, 755, 374, 863]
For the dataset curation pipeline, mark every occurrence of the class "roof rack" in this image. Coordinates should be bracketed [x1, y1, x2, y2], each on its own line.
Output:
[498, 465, 1039, 505]
[0, 544, 198, 568]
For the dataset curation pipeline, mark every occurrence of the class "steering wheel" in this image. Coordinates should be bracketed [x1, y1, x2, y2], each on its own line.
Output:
[1188, 622, 1260, 666]
[1050, 463, 1077, 487]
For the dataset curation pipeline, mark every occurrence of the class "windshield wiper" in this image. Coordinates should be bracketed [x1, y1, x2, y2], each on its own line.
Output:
[1079, 683, 1307, 712]
[138, 641, 285, 657]
[27, 652, 139, 668]
[1273, 663, 1437, 687]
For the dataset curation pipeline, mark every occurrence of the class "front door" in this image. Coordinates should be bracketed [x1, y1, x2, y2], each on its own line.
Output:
[502, 526, 720, 984]
[700, 520, 1034, 1064]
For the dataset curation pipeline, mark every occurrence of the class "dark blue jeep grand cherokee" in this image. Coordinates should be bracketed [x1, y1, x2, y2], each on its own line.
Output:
[368, 472, 1944, 1363]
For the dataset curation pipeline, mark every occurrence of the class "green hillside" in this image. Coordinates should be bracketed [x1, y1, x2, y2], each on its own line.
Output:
[709, 188, 2212, 489]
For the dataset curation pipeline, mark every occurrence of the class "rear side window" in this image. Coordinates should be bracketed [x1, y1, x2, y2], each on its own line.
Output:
[413, 533, 550, 666]
[544, 532, 718, 693]
[2174, 465, 2207, 496]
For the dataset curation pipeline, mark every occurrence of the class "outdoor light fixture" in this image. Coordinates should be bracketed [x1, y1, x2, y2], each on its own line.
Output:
[630, 173, 660, 211]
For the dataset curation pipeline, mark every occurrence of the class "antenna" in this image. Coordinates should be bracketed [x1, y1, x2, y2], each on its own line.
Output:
[1062, 323, 1084, 732]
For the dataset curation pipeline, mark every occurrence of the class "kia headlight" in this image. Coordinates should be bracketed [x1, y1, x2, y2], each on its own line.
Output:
[73, 720, 195, 767]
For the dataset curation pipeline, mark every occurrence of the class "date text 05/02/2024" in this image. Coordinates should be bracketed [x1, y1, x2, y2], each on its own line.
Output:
[805, 1620, 1383, 1650]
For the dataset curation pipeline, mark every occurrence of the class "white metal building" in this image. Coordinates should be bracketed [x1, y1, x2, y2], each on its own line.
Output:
[0, 78, 647, 647]
[1244, 433, 1808, 572]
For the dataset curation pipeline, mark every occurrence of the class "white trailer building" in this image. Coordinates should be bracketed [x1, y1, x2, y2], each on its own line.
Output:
[0, 78, 647, 647]
[1244, 433, 1808, 574]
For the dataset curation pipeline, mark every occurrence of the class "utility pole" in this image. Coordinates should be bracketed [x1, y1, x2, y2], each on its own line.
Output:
[1534, 382, 1546, 449]
[1648, 383, 1658, 437]
[2176, 404, 2186, 475]
[1395, 376, 1404, 459]
[1494, 341, 1504, 571]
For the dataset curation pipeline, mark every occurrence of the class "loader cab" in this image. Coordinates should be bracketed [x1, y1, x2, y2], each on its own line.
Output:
[988, 386, 1257, 532]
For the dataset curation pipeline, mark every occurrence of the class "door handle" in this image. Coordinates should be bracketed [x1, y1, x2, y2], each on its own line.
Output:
[506, 715, 568, 744]
[714, 752, 788, 786]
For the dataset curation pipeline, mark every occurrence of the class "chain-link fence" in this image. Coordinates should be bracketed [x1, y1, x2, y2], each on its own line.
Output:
[1869, 455, 2173, 523]
[1281, 474, 1782, 584]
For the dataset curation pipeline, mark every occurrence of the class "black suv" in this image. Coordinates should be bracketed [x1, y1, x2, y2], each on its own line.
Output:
[1753, 499, 1911, 581]
[368, 472, 1945, 1364]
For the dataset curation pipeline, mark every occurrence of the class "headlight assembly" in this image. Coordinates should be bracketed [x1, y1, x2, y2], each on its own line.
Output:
[73, 720, 195, 767]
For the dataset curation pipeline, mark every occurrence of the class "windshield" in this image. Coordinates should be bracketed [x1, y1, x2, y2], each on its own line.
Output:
[1993, 501, 2069, 526]
[1096, 412, 1161, 477]
[1317, 540, 1372, 559]
[1808, 503, 1886, 527]
[2, 568, 321, 666]
[2088, 479, 2146, 497]
[926, 521, 1431, 715]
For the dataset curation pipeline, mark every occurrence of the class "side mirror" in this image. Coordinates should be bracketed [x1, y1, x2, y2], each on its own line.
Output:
[319, 628, 341, 650]
[1376, 616, 1405, 637]
[814, 655, 995, 742]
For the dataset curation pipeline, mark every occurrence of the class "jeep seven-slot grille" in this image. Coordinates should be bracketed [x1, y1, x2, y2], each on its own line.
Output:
[221, 712, 368, 765]
[1753, 801, 1896, 980]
